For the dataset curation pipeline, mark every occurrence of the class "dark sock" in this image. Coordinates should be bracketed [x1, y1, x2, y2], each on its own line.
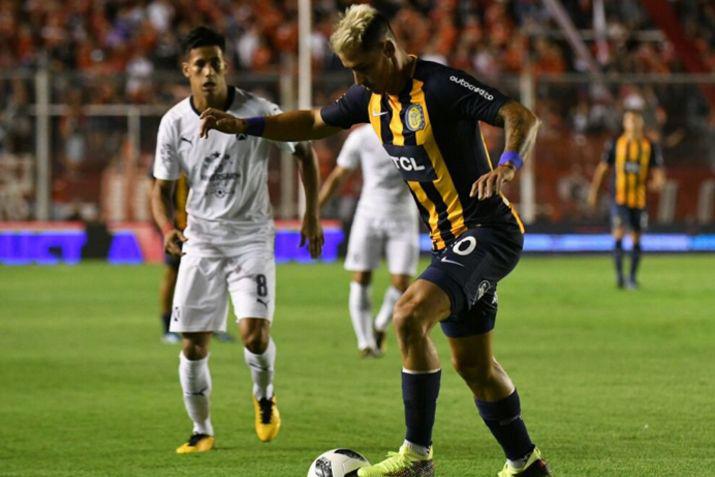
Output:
[614, 239, 624, 285]
[630, 242, 641, 282]
[476, 390, 535, 461]
[402, 370, 441, 448]
[161, 311, 171, 334]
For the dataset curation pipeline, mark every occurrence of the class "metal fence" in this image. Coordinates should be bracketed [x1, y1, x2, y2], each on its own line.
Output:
[1, 69, 714, 228]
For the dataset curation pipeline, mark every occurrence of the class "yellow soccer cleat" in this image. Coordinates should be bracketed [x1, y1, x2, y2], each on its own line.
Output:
[253, 395, 281, 442]
[497, 447, 551, 477]
[357, 444, 434, 477]
[176, 433, 215, 454]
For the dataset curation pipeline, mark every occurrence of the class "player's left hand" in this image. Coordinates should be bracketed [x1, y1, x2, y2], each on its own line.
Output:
[300, 215, 324, 259]
[470, 164, 516, 200]
[199, 108, 245, 138]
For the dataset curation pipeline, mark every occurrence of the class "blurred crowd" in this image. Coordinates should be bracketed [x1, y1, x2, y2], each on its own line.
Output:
[1, 0, 714, 224]
[1, 1, 713, 93]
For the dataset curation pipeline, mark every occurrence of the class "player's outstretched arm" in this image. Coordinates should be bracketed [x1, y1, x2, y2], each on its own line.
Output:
[151, 179, 187, 256]
[588, 162, 610, 209]
[650, 167, 666, 192]
[199, 108, 342, 141]
[318, 166, 351, 210]
[294, 142, 325, 259]
[470, 100, 540, 200]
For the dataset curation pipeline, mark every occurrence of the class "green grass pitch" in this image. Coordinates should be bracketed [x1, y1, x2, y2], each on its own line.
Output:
[1, 255, 714, 476]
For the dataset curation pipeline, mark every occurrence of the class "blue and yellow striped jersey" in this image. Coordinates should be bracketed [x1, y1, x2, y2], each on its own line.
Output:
[321, 59, 523, 250]
[603, 134, 663, 209]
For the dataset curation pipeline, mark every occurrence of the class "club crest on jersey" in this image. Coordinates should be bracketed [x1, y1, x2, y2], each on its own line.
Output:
[160, 143, 173, 165]
[404, 104, 425, 132]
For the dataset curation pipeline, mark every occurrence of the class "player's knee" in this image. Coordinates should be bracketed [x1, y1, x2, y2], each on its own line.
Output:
[241, 327, 269, 354]
[391, 275, 411, 292]
[393, 297, 429, 345]
[182, 340, 209, 360]
[451, 356, 492, 388]
[353, 271, 372, 285]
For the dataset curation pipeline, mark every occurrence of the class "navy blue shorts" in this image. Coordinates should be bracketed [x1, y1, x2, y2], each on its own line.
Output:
[611, 205, 647, 233]
[419, 225, 523, 338]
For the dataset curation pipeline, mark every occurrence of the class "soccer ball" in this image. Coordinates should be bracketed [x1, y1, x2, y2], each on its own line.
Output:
[307, 448, 370, 477]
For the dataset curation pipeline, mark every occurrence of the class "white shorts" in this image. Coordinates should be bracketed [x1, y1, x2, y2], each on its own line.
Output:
[170, 250, 276, 333]
[344, 213, 420, 276]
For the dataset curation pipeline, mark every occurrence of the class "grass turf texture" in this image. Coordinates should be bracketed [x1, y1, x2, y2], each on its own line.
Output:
[1, 255, 713, 476]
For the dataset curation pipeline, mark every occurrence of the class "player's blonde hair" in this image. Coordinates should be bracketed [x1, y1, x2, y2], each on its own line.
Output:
[330, 4, 392, 55]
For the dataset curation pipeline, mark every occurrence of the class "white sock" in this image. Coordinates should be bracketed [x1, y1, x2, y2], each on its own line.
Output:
[179, 352, 214, 436]
[349, 282, 375, 350]
[243, 338, 276, 400]
[403, 439, 431, 457]
[507, 448, 534, 469]
[374, 285, 403, 332]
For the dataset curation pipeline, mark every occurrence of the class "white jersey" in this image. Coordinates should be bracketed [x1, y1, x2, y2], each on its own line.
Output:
[153, 86, 296, 257]
[337, 124, 417, 221]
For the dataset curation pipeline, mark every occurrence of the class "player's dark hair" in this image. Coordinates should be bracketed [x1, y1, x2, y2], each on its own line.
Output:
[181, 26, 226, 56]
[361, 11, 394, 51]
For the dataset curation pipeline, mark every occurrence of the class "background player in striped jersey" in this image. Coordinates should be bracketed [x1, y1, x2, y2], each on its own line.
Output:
[588, 109, 666, 289]
[197, 5, 549, 476]
[319, 124, 420, 358]
[152, 27, 323, 454]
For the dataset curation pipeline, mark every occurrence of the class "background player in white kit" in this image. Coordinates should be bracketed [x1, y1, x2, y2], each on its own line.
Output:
[319, 124, 420, 357]
[151, 27, 323, 453]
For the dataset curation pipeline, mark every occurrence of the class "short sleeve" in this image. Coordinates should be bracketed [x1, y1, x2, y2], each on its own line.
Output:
[320, 85, 371, 129]
[436, 69, 510, 125]
[335, 127, 364, 171]
[650, 142, 664, 168]
[153, 116, 181, 180]
[263, 101, 297, 154]
[602, 139, 616, 166]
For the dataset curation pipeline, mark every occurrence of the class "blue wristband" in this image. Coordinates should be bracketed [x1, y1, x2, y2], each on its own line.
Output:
[498, 151, 523, 170]
[244, 117, 266, 136]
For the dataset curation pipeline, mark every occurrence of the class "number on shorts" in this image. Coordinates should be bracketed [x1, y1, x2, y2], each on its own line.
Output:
[256, 274, 268, 297]
[453, 236, 477, 256]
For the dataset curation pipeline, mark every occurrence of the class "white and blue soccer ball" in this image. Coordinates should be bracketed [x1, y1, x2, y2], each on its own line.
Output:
[307, 448, 370, 477]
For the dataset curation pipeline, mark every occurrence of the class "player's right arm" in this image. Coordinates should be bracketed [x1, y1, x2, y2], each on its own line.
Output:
[588, 139, 615, 209]
[152, 115, 187, 256]
[152, 179, 187, 257]
[318, 127, 363, 209]
[318, 166, 351, 209]
[588, 163, 610, 209]
[199, 108, 341, 141]
[648, 142, 666, 192]
[199, 85, 371, 142]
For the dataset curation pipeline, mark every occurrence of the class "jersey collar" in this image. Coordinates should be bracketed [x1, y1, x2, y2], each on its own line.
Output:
[189, 85, 236, 116]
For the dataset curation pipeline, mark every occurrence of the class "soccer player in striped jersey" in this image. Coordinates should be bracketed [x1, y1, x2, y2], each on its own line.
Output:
[588, 109, 666, 289]
[198, 6, 549, 476]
